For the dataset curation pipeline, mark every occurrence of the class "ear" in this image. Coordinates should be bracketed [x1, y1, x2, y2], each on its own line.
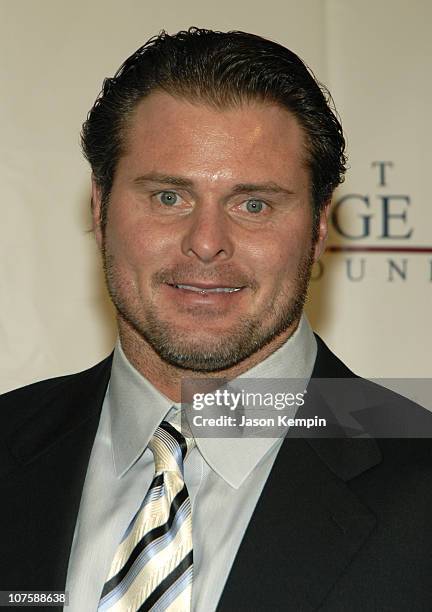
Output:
[91, 177, 104, 251]
[313, 200, 331, 262]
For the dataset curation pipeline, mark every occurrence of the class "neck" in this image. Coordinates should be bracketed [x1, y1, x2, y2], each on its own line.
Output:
[117, 316, 300, 403]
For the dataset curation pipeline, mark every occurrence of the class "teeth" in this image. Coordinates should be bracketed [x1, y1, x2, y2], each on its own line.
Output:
[175, 284, 241, 293]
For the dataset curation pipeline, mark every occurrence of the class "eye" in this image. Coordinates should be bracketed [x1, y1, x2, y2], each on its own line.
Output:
[156, 191, 180, 206]
[242, 199, 268, 214]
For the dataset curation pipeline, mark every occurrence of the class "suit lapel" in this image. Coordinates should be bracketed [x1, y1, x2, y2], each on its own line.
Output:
[217, 436, 377, 611]
[217, 335, 382, 611]
[0, 356, 112, 591]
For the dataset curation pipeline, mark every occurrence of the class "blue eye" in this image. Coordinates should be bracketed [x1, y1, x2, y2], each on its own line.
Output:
[158, 191, 179, 206]
[245, 199, 265, 213]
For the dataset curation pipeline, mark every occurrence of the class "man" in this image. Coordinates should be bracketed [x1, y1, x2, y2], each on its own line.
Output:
[1, 28, 432, 612]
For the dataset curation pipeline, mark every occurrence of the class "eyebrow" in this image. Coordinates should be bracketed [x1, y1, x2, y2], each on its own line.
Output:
[230, 183, 295, 197]
[133, 173, 193, 189]
[132, 173, 295, 197]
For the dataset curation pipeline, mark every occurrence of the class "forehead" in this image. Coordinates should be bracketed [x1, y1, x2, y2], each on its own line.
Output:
[119, 91, 309, 188]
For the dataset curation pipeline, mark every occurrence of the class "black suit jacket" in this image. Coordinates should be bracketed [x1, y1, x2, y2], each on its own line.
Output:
[1, 336, 432, 611]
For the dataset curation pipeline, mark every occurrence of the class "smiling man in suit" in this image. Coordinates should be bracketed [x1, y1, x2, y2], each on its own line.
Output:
[1, 28, 432, 612]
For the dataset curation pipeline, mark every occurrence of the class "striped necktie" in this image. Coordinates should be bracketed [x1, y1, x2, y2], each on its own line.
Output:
[98, 421, 195, 612]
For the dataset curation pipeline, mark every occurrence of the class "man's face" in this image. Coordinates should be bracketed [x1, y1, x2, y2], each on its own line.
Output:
[92, 92, 328, 372]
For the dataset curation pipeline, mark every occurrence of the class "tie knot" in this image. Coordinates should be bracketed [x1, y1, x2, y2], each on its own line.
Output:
[148, 421, 194, 475]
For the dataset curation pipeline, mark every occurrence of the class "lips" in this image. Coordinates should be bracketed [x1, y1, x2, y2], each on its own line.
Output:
[173, 284, 242, 294]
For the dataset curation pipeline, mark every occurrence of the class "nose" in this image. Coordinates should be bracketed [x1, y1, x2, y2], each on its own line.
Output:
[180, 201, 234, 263]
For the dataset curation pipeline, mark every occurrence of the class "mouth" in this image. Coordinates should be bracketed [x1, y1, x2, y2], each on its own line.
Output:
[170, 283, 243, 294]
[161, 280, 248, 313]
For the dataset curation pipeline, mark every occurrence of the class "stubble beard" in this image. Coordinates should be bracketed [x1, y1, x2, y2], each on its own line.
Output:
[101, 243, 315, 373]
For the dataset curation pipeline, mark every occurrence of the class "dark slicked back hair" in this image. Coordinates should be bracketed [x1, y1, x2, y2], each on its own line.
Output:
[81, 27, 346, 232]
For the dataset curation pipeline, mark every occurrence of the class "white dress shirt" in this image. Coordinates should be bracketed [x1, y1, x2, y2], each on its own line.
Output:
[65, 315, 317, 611]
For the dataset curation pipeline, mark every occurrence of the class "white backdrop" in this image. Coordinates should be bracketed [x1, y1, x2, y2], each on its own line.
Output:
[1, 0, 430, 393]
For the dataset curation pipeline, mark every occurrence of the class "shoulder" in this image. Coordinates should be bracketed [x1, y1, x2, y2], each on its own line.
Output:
[312, 334, 430, 431]
[312, 333, 356, 378]
[0, 355, 113, 437]
[308, 334, 432, 468]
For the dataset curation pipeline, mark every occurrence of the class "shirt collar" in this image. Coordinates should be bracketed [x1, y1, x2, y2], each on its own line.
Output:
[108, 314, 317, 486]
[108, 341, 173, 477]
[194, 314, 317, 487]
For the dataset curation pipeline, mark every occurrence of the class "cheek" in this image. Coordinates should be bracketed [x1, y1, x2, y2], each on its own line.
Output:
[105, 207, 159, 268]
[106, 197, 178, 260]
[247, 232, 309, 283]
[103, 233, 150, 296]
